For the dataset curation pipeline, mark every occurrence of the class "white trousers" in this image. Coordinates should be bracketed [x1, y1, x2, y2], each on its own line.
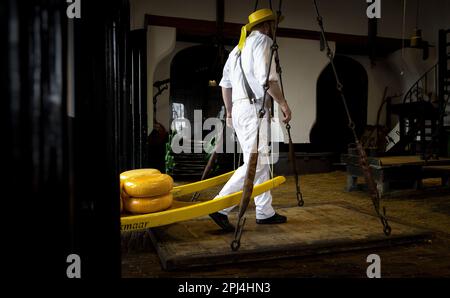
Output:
[214, 99, 275, 220]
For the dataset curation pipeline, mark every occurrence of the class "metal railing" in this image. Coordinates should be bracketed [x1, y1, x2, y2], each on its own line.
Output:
[403, 64, 438, 104]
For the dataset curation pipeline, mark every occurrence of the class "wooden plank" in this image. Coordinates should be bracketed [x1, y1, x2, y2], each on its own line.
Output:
[342, 154, 450, 167]
[149, 204, 432, 271]
[378, 156, 450, 166]
[422, 165, 450, 172]
[342, 153, 385, 166]
[422, 166, 450, 186]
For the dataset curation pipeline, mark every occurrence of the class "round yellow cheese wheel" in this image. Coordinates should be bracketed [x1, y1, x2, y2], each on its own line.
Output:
[120, 168, 161, 186]
[123, 193, 173, 214]
[120, 179, 129, 206]
[121, 187, 130, 200]
[124, 173, 173, 198]
[120, 196, 123, 213]
[120, 168, 160, 199]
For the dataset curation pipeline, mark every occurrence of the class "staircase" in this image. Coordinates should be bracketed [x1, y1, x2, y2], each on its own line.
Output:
[170, 140, 209, 179]
[170, 139, 235, 180]
[387, 29, 450, 158]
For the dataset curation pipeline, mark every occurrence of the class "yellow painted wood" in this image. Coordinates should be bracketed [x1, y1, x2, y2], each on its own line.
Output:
[171, 170, 235, 197]
[120, 176, 286, 232]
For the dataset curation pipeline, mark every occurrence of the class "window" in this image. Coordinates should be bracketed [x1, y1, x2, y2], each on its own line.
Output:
[172, 102, 186, 132]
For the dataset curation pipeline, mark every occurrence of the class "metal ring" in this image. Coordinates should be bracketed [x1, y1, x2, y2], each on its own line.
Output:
[348, 121, 356, 130]
[230, 240, 240, 251]
[286, 123, 291, 130]
[297, 193, 304, 207]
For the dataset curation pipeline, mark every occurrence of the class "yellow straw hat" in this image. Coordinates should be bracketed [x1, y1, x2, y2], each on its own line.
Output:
[238, 8, 284, 50]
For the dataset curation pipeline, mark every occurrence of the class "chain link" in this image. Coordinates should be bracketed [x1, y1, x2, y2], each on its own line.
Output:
[314, 0, 391, 236]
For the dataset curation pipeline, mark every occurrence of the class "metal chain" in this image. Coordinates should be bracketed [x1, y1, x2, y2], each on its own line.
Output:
[231, 0, 283, 251]
[313, 0, 390, 235]
[271, 9, 304, 207]
[286, 124, 304, 206]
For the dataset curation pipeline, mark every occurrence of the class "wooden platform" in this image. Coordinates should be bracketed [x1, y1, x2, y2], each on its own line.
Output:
[148, 204, 432, 271]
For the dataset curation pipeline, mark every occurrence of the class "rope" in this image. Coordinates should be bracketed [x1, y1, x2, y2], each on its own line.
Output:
[254, 0, 273, 12]
[233, 131, 236, 170]
[191, 113, 224, 201]
[238, 151, 242, 167]
[254, 0, 259, 11]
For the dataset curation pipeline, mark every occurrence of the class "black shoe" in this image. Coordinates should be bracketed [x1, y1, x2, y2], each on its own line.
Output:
[209, 212, 235, 232]
[256, 213, 287, 224]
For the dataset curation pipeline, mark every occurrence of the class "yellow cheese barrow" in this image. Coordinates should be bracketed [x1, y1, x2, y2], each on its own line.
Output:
[120, 171, 286, 232]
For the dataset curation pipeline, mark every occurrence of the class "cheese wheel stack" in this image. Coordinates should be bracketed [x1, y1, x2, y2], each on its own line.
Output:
[119, 169, 174, 214]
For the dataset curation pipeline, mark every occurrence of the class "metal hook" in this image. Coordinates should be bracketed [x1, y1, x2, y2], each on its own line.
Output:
[348, 121, 356, 130]
[296, 191, 304, 207]
[258, 108, 266, 118]
[381, 206, 391, 235]
[231, 239, 240, 251]
[383, 222, 392, 236]
[231, 217, 246, 251]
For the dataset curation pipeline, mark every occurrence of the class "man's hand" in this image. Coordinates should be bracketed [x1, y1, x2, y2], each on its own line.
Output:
[266, 82, 292, 124]
[226, 114, 233, 128]
[279, 101, 292, 124]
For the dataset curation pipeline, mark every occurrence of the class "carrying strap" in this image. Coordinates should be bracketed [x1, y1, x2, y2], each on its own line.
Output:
[238, 52, 256, 104]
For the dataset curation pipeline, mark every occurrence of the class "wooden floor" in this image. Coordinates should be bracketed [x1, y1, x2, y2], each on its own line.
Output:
[150, 204, 430, 271]
[121, 171, 450, 277]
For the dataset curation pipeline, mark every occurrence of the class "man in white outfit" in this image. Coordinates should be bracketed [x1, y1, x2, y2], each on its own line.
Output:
[209, 9, 292, 231]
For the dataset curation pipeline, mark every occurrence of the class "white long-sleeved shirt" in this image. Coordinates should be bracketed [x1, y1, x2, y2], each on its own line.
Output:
[219, 31, 279, 102]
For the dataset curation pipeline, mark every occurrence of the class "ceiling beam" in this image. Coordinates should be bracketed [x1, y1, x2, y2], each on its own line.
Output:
[145, 14, 408, 56]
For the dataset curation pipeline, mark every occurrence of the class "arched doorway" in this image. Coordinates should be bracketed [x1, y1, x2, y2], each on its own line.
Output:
[310, 55, 368, 154]
[168, 45, 232, 178]
[170, 45, 228, 135]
